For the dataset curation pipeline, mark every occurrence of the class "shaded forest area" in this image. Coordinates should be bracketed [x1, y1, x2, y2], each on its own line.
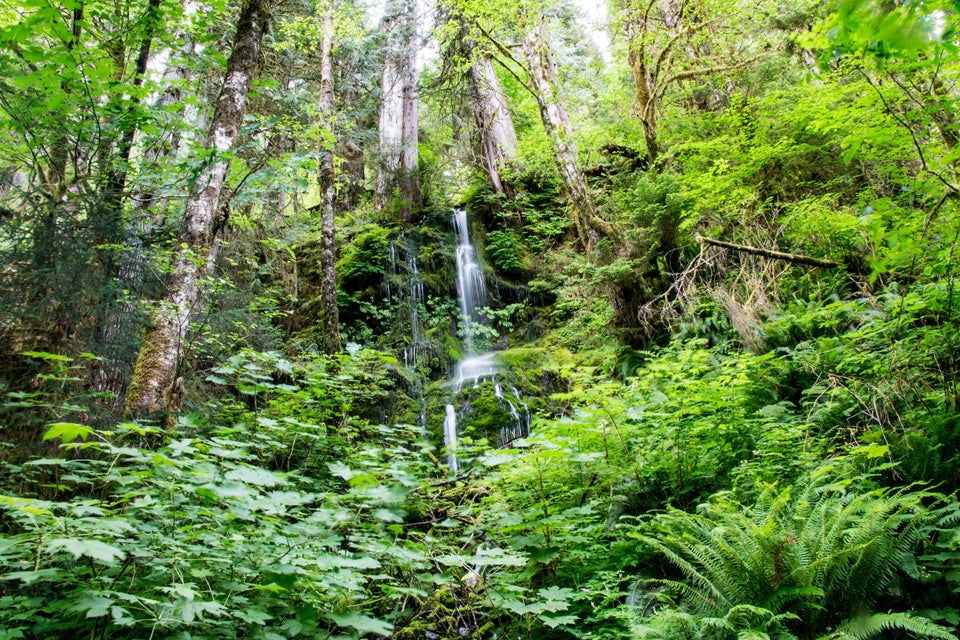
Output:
[2, 0, 960, 638]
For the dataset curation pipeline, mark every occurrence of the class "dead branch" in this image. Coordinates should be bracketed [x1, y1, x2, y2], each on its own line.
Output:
[696, 234, 842, 268]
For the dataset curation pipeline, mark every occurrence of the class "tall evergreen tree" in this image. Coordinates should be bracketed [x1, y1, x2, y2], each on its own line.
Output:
[317, 2, 341, 355]
[375, 0, 421, 220]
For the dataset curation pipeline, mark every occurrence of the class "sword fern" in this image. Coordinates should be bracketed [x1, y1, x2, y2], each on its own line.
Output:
[631, 469, 956, 639]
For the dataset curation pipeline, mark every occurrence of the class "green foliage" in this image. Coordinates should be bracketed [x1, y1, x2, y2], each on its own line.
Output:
[802, 0, 957, 63]
[631, 467, 955, 639]
[485, 230, 525, 276]
[338, 224, 393, 289]
[0, 348, 479, 639]
[4, 0, 960, 637]
[761, 284, 960, 484]
[0, 418, 415, 639]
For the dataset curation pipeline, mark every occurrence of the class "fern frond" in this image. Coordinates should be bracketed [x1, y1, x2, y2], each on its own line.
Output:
[633, 464, 952, 638]
[761, 586, 823, 614]
[823, 613, 957, 640]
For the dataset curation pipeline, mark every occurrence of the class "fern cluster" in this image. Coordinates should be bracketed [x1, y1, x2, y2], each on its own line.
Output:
[631, 468, 957, 640]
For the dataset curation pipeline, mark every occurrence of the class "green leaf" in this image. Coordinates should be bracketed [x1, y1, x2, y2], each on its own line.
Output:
[2, 568, 63, 584]
[48, 538, 125, 565]
[540, 613, 579, 628]
[20, 351, 71, 361]
[538, 586, 575, 602]
[225, 466, 286, 487]
[179, 599, 228, 622]
[67, 595, 114, 619]
[328, 461, 356, 481]
[373, 508, 405, 522]
[437, 548, 528, 567]
[236, 608, 273, 625]
[326, 611, 393, 636]
[43, 422, 94, 443]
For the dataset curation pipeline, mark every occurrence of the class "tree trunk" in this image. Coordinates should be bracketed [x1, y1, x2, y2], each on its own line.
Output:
[126, 0, 271, 420]
[468, 52, 519, 196]
[334, 47, 368, 213]
[34, 1, 83, 285]
[628, 47, 659, 162]
[318, 6, 341, 355]
[335, 139, 365, 213]
[375, 0, 420, 220]
[521, 15, 614, 251]
[90, 0, 165, 407]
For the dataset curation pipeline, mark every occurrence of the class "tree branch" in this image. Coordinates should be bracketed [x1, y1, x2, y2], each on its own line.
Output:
[664, 51, 771, 86]
[654, 17, 719, 83]
[696, 234, 842, 268]
[860, 68, 960, 194]
[474, 23, 538, 98]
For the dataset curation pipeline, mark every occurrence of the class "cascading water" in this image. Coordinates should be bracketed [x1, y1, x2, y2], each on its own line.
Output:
[452, 209, 487, 355]
[387, 232, 429, 429]
[444, 208, 530, 471]
[401, 233, 426, 371]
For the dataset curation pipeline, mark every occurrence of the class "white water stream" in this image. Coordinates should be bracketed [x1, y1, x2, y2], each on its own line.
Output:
[388, 232, 428, 429]
[444, 209, 529, 471]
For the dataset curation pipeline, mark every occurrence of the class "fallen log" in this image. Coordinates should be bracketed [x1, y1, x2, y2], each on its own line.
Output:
[696, 235, 842, 268]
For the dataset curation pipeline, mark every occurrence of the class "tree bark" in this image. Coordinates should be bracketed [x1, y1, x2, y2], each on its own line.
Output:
[468, 52, 519, 196]
[318, 5, 341, 355]
[521, 15, 614, 251]
[90, 0, 165, 406]
[628, 46, 660, 162]
[335, 138, 365, 213]
[375, 0, 420, 220]
[126, 0, 271, 420]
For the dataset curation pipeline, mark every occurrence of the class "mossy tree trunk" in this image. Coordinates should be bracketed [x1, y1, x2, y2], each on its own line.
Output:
[521, 13, 615, 251]
[468, 51, 519, 197]
[90, 0, 165, 408]
[317, 4, 341, 355]
[126, 0, 271, 420]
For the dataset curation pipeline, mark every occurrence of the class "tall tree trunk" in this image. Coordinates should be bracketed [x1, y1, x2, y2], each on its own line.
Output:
[628, 47, 659, 162]
[468, 52, 519, 196]
[126, 0, 271, 420]
[521, 15, 614, 251]
[34, 1, 84, 285]
[335, 138, 365, 213]
[90, 0, 165, 407]
[333, 46, 368, 213]
[317, 5, 341, 355]
[102, 5, 201, 410]
[375, 0, 420, 220]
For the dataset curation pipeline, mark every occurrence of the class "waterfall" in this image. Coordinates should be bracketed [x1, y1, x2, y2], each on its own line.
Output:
[401, 233, 426, 371]
[452, 208, 487, 355]
[444, 404, 459, 472]
[443, 208, 530, 472]
[387, 232, 428, 430]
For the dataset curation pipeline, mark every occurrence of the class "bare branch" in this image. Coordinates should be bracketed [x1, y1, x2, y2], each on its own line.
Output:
[696, 235, 842, 268]
[475, 23, 538, 98]
[664, 51, 771, 86]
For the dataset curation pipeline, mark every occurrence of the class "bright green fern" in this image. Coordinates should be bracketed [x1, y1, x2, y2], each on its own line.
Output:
[630, 467, 956, 640]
